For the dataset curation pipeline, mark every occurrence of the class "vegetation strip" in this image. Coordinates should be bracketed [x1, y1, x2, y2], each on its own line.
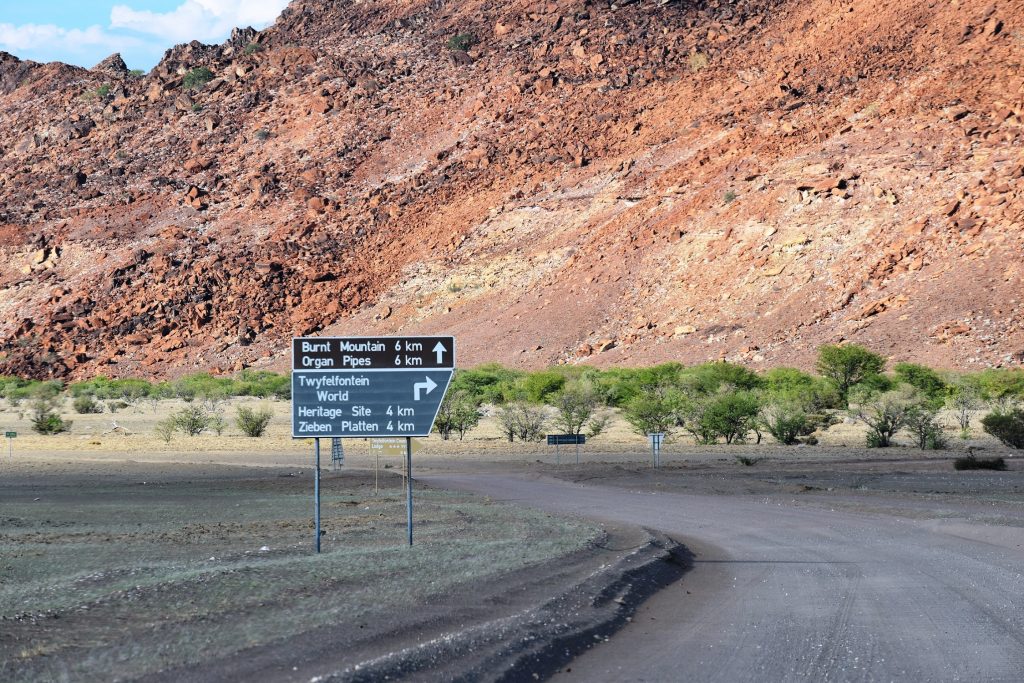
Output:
[3, 343, 1021, 454]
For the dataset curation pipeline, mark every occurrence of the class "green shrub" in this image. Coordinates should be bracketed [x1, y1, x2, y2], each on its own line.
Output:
[981, 409, 1024, 449]
[446, 33, 475, 51]
[451, 364, 524, 405]
[586, 412, 611, 439]
[954, 455, 1007, 471]
[154, 418, 176, 443]
[904, 405, 947, 450]
[434, 391, 482, 440]
[893, 363, 947, 404]
[947, 380, 982, 432]
[244, 42, 262, 55]
[623, 388, 678, 437]
[522, 371, 566, 403]
[723, 190, 737, 204]
[760, 399, 815, 445]
[972, 369, 1024, 410]
[817, 344, 886, 405]
[593, 363, 683, 407]
[495, 402, 546, 442]
[171, 405, 211, 436]
[31, 399, 71, 435]
[73, 395, 104, 414]
[235, 370, 290, 399]
[735, 455, 764, 466]
[209, 413, 227, 436]
[236, 405, 273, 437]
[680, 362, 763, 395]
[849, 385, 917, 448]
[701, 390, 760, 444]
[549, 383, 599, 435]
[183, 66, 214, 90]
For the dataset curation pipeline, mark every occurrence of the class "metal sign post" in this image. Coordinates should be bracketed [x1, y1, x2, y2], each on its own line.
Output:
[331, 437, 344, 470]
[314, 437, 321, 554]
[405, 437, 414, 546]
[547, 434, 585, 465]
[4, 431, 14, 458]
[292, 336, 454, 550]
[647, 432, 665, 468]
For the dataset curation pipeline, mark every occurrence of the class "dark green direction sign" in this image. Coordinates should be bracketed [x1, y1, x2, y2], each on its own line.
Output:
[293, 336, 454, 370]
[291, 336, 455, 438]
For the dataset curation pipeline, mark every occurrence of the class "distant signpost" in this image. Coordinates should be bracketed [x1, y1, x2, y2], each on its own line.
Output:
[4, 431, 14, 459]
[368, 438, 421, 496]
[547, 433, 585, 465]
[647, 432, 665, 468]
[292, 336, 455, 551]
[330, 437, 344, 470]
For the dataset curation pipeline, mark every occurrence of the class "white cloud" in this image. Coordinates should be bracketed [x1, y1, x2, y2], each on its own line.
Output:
[0, 23, 136, 57]
[110, 0, 290, 44]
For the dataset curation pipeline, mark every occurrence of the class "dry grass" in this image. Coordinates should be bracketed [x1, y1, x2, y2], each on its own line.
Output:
[0, 464, 599, 681]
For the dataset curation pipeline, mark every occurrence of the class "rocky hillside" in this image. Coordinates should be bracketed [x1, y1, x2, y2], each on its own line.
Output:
[0, 0, 1022, 379]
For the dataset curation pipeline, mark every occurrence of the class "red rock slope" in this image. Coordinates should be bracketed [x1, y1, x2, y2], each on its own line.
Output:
[0, 0, 1021, 378]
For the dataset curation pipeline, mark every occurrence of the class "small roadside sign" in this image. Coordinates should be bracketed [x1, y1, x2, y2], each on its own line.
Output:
[547, 434, 586, 445]
[5, 431, 15, 458]
[647, 432, 665, 468]
[5, 432, 15, 438]
[369, 438, 421, 456]
[547, 433, 585, 465]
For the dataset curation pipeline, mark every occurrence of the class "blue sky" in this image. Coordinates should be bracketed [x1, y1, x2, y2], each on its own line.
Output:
[0, 1, 290, 71]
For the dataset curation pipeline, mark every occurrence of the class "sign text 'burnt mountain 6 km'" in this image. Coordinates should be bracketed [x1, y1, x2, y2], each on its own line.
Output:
[291, 336, 455, 438]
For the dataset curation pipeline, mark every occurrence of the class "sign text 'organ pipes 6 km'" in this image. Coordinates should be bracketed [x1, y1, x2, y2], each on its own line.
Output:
[291, 337, 455, 438]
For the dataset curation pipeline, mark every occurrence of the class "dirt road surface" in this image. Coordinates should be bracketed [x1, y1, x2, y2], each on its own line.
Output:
[423, 472, 1024, 682]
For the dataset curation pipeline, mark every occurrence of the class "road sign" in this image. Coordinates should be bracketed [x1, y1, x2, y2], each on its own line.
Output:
[647, 432, 665, 468]
[291, 336, 455, 438]
[369, 437, 421, 456]
[4, 432, 15, 438]
[547, 434, 586, 445]
[547, 433, 585, 465]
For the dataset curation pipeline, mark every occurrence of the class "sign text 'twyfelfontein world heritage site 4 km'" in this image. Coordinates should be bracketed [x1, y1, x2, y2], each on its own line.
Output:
[291, 336, 455, 438]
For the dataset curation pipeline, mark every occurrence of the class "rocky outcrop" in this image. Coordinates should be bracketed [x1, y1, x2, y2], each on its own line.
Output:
[0, 0, 1021, 378]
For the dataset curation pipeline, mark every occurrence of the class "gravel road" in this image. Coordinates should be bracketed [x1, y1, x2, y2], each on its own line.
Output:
[422, 472, 1024, 682]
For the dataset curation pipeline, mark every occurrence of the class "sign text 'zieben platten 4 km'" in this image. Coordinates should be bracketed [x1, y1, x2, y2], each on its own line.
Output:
[291, 337, 455, 438]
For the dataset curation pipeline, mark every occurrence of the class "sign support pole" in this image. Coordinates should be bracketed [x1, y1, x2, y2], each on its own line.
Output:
[374, 450, 379, 496]
[556, 443, 560, 465]
[314, 437, 321, 554]
[405, 436, 414, 546]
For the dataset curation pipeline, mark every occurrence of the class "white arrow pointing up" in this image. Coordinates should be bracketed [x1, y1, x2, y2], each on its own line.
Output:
[413, 376, 438, 401]
[433, 341, 447, 364]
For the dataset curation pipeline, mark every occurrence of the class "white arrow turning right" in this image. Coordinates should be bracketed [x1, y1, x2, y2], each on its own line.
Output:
[433, 342, 447, 364]
[413, 376, 438, 401]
